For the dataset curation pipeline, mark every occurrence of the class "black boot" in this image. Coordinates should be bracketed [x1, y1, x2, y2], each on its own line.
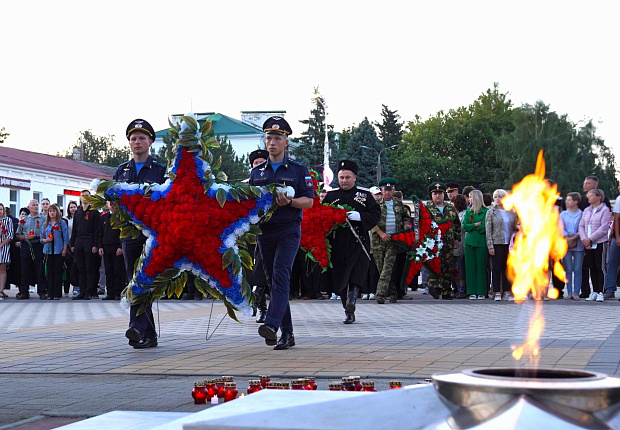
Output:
[255, 286, 267, 324]
[345, 286, 360, 314]
[343, 312, 355, 324]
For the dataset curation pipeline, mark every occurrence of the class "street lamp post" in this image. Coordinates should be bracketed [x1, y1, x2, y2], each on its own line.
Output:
[360, 144, 398, 184]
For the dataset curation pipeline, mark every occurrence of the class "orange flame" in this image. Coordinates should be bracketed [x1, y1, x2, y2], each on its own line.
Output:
[503, 151, 567, 363]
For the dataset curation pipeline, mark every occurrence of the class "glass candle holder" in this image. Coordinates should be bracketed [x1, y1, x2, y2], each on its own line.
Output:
[306, 377, 318, 391]
[247, 379, 262, 394]
[259, 375, 271, 389]
[224, 382, 238, 402]
[291, 379, 305, 390]
[204, 379, 217, 401]
[362, 381, 377, 392]
[389, 380, 403, 389]
[192, 382, 207, 404]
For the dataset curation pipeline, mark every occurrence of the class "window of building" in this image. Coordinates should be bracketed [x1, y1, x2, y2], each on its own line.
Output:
[9, 189, 18, 216]
[33, 191, 42, 202]
[57, 195, 65, 215]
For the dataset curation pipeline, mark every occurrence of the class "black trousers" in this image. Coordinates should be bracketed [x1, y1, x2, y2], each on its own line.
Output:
[46, 253, 64, 299]
[584, 246, 604, 293]
[103, 245, 126, 298]
[19, 241, 45, 296]
[74, 236, 97, 296]
[490, 244, 510, 294]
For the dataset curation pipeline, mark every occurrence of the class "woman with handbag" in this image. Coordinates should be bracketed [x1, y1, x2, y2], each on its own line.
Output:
[560, 192, 584, 300]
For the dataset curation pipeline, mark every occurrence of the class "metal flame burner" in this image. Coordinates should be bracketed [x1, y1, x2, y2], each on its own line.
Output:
[432, 368, 620, 429]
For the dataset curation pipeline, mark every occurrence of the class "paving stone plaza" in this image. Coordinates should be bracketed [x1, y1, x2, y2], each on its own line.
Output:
[0, 289, 619, 428]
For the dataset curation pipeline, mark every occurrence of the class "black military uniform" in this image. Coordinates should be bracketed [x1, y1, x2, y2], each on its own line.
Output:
[70, 203, 100, 299]
[118, 119, 166, 349]
[97, 208, 126, 300]
[323, 160, 381, 323]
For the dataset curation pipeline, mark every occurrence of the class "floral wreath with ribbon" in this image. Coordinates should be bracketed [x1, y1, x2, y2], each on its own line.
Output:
[299, 170, 348, 271]
[390, 201, 453, 284]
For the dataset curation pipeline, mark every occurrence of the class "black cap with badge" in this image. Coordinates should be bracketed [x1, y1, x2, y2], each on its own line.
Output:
[337, 160, 358, 175]
[249, 149, 269, 166]
[263, 116, 292, 136]
[126, 119, 156, 141]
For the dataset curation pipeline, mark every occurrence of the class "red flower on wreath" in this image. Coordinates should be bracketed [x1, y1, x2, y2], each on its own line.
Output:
[300, 171, 347, 270]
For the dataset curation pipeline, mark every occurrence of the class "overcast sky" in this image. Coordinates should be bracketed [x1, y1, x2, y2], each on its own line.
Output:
[1, 1, 617, 167]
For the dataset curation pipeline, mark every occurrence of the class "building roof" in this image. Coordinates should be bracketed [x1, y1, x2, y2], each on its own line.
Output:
[155, 113, 263, 139]
[0, 146, 114, 180]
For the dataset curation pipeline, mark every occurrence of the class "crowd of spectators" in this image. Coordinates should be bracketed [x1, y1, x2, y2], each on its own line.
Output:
[1, 175, 617, 306]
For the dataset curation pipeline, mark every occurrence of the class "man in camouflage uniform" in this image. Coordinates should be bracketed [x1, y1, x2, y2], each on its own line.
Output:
[371, 178, 408, 304]
[425, 183, 461, 300]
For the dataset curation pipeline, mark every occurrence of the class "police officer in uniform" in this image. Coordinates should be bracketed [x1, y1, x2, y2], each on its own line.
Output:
[323, 161, 381, 323]
[118, 119, 167, 349]
[371, 177, 407, 304]
[248, 149, 270, 323]
[425, 182, 461, 300]
[249, 117, 314, 350]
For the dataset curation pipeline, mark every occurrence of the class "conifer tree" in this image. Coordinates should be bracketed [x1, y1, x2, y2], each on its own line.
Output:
[345, 118, 388, 187]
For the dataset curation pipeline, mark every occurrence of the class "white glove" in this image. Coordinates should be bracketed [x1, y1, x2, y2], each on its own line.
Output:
[276, 186, 295, 198]
[347, 211, 361, 221]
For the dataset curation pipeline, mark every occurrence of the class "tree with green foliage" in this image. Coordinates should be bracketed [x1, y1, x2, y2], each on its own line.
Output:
[375, 104, 403, 148]
[291, 97, 337, 172]
[211, 135, 249, 182]
[150, 132, 174, 165]
[392, 84, 514, 197]
[496, 101, 617, 196]
[65, 130, 131, 167]
[0, 127, 9, 144]
[344, 118, 388, 188]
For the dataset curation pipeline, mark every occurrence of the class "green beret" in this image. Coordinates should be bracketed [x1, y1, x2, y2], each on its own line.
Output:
[410, 194, 421, 202]
[428, 182, 446, 193]
[379, 177, 397, 188]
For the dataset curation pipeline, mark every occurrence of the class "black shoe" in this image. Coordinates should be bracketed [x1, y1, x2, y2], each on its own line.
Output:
[274, 332, 295, 350]
[16, 293, 30, 300]
[603, 292, 615, 300]
[579, 293, 589, 299]
[182, 294, 194, 301]
[195, 294, 203, 301]
[90, 294, 99, 299]
[376, 296, 385, 304]
[390, 297, 398, 303]
[428, 286, 439, 299]
[256, 309, 267, 324]
[102, 295, 116, 301]
[442, 294, 453, 300]
[133, 337, 158, 349]
[73, 294, 86, 300]
[343, 312, 355, 324]
[125, 328, 141, 347]
[39, 294, 47, 300]
[46, 296, 54, 300]
[345, 286, 360, 313]
[455, 293, 467, 299]
[258, 324, 277, 346]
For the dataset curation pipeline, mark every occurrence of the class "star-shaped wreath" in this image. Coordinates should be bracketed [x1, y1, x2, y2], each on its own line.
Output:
[87, 114, 276, 320]
[299, 170, 348, 270]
